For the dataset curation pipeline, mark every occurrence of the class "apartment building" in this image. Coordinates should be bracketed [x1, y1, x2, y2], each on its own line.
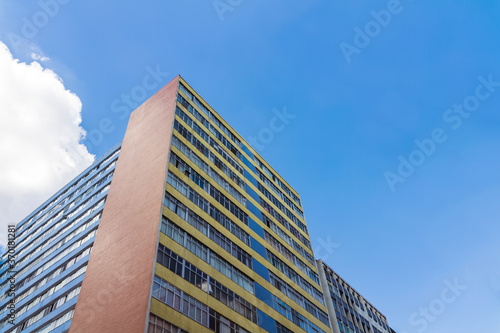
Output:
[0, 76, 330, 333]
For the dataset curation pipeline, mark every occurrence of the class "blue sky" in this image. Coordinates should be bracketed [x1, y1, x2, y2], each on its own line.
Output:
[1, 0, 500, 332]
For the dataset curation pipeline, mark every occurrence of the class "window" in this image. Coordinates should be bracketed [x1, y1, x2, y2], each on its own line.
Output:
[164, 182, 250, 247]
[156, 245, 257, 324]
[148, 314, 187, 333]
[152, 276, 248, 333]
[158, 222, 254, 294]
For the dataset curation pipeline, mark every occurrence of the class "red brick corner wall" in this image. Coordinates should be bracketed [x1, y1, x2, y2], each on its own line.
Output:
[69, 76, 179, 333]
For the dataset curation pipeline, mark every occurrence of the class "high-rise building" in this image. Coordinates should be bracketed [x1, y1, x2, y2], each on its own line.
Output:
[316, 260, 391, 333]
[0, 76, 331, 333]
[0, 142, 120, 333]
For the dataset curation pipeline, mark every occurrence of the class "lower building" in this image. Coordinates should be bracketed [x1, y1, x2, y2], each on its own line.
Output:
[0, 143, 121, 333]
[317, 260, 391, 333]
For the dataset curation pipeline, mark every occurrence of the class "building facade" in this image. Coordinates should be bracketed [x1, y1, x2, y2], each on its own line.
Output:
[0, 76, 331, 333]
[316, 260, 391, 333]
[0, 143, 121, 333]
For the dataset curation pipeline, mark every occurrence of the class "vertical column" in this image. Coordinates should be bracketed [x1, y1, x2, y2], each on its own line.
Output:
[316, 259, 342, 333]
[70, 76, 180, 333]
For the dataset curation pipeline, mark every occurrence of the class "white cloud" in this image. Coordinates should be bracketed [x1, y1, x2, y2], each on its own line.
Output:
[0, 41, 94, 247]
[30, 52, 49, 62]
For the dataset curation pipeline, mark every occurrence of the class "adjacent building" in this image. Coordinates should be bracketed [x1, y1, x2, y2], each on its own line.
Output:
[317, 260, 391, 333]
[0, 143, 120, 333]
[0, 76, 331, 333]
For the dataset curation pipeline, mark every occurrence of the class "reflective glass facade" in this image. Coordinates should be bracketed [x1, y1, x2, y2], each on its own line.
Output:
[0, 144, 121, 333]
